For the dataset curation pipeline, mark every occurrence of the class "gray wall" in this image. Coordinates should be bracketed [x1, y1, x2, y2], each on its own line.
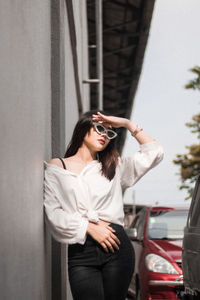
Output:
[0, 1, 51, 299]
[64, 0, 90, 143]
[0, 0, 90, 299]
[63, 1, 90, 299]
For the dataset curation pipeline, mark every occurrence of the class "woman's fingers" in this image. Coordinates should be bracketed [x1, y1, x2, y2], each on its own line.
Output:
[108, 237, 119, 251]
[93, 112, 107, 120]
[88, 221, 121, 253]
[92, 112, 127, 128]
[106, 225, 116, 233]
[110, 233, 121, 245]
[102, 232, 121, 252]
[92, 112, 112, 125]
[104, 239, 115, 253]
[101, 236, 120, 252]
[106, 227, 120, 247]
[101, 242, 109, 253]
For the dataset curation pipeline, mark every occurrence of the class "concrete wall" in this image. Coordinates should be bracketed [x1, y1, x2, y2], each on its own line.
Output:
[0, 0, 90, 299]
[64, 0, 90, 145]
[0, 1, 51, 299]
[72, 0, 90, 113]
[63, 1, 90, 299]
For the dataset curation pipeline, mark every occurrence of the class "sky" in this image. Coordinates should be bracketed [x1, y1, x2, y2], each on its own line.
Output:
[122, 0, 200, 207]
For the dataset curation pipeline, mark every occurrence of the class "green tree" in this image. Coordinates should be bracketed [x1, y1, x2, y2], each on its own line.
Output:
[185, 66, 200, 90]
[173, 66, 200, 200]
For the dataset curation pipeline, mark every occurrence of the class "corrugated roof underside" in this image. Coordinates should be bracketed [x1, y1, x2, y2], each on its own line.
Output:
[87, 0, 155, 152]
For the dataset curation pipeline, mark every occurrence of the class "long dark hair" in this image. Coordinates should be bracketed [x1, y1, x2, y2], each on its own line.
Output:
[64, 110, 119, 180]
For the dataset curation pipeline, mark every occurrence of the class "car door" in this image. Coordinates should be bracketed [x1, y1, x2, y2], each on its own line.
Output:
[182, 174, 200, 292]
[128, 208, 147, 296]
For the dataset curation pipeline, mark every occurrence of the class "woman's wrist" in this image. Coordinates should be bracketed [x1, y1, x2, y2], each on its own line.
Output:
[125, 120, 155, 144]
[125, 120, 138, 132]
[131, 125, 143, 137]
[122, 118, 130, 128]
[125, 120, 144, 137]
[87, 221, 97, 235]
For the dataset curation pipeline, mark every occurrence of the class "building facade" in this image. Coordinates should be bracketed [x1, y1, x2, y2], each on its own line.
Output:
[0, 1, 89, 299]
[0, 0, 155, 299]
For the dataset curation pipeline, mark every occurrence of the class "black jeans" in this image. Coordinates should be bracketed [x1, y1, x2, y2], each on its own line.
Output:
[68, 223, 135, 300]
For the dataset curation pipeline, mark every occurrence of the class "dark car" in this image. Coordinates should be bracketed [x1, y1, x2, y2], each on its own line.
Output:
[126, 206, 189, 300]
[182, 174, 200, 297]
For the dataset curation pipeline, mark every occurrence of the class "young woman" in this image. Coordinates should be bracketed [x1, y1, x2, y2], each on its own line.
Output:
[43, 111, 164, 300]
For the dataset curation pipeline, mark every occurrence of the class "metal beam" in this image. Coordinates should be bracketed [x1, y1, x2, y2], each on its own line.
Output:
[90, 44, 136, 61]
[104, 66, 139, 76]
[104, 44, 136, 57]
[103, 30, 148, 37]
[89, 50, 131, 63]
[104, 0, 140, 11]
[103, 0, 140, 7]
[104, 83, 131, 91]
[66, 0, 83, 114]
[95, 0, 103, 110]
[103, 20, 138, 33]
[87, 18, 95, 23]
[104, 75, 132, 80]
[90, 19, 138, 37]
[83, 79, 100, 83]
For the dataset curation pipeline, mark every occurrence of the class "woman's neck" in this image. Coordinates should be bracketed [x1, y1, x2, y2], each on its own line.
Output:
[75, 146, 97, 163]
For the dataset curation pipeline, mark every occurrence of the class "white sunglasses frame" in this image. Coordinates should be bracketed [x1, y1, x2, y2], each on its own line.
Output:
[93, 122, 118, 140]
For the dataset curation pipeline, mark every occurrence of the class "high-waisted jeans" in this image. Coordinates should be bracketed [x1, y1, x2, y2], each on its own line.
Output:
[68, 223, 135, 300]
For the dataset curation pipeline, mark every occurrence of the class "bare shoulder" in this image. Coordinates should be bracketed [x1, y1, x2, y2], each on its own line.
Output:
[48, 158, 63, 167]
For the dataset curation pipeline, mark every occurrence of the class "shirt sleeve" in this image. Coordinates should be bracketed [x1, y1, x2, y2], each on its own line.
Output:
[118, 141, 164, 191]
[43, 171, 89, 245]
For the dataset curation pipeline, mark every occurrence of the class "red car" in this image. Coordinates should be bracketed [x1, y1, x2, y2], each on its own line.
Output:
[126, 206, 189, 300]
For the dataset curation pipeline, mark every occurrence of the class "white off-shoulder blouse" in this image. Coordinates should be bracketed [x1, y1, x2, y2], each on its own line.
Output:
[43, 141, 164, 245]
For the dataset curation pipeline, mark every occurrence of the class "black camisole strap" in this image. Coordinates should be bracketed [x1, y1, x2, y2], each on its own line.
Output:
[58, 157, 67, 170]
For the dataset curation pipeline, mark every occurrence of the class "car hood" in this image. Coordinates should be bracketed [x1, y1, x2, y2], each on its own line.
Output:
[147, 239, 183, 261]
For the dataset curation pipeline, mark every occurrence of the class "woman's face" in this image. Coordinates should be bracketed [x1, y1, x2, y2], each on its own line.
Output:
[83, 124, 110, 152]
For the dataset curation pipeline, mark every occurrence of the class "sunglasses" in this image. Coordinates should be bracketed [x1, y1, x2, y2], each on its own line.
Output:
[93, 122, 118, 140]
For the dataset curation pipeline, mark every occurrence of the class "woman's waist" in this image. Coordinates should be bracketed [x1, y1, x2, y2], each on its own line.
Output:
[68, 222, 125, 250]
[89, 214, 124, 226]
[72, 203, 124, 224]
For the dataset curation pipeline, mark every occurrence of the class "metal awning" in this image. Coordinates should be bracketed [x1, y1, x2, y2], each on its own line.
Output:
[87, 0, 155, 152]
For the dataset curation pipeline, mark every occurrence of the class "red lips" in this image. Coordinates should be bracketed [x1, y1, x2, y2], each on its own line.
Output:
[98, 139, 105, 145]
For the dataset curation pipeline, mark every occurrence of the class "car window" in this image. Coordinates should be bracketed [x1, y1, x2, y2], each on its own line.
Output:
[147, 210, 188, 240]
[132, 209, 146, 240]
